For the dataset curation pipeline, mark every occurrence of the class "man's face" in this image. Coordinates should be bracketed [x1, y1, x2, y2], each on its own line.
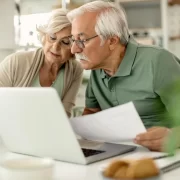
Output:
[71, 12, 110, 70]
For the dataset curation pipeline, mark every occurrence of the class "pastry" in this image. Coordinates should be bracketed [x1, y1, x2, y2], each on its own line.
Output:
[103, 160, 129, 178]
[103, 157, 160, 179]
[126, 158, 160, 179]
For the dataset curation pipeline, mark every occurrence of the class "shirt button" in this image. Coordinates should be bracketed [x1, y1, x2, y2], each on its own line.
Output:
[110, 88, 114, 92]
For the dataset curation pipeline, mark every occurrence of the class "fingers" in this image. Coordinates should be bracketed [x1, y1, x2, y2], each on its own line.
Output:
[135, 127, 169, 141]
[135, 139, 163, 151]
[135, 131, 157, 141]
[147, 127, 159, 132]
[134, 127, 170, 151]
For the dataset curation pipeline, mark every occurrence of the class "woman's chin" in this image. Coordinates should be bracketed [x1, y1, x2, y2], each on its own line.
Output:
[47, 53, 61, 62]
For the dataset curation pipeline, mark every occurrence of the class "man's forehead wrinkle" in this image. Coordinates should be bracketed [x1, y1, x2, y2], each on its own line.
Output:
[72, 12, 98, 37]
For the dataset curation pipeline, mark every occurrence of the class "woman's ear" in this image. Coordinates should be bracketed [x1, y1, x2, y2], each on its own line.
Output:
[108, 36, 120, 51]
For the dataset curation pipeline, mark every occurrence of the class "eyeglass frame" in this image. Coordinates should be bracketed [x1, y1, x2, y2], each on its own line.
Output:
[69, 35, 99, 49]
[46, 33, 72, 49]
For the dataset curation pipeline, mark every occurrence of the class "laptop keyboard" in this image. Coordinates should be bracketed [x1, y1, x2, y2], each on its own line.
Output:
[81, 148, 105, 157]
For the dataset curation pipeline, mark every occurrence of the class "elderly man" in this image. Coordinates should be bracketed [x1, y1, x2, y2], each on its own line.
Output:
[67, 1, 180, 151]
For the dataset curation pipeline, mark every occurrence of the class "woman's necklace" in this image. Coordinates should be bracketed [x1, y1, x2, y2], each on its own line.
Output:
[51, 80, 55, 86]
[50, 72, 59, 87]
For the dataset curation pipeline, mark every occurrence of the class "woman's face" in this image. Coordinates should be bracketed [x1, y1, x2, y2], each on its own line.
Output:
[43, 26, 72, 64]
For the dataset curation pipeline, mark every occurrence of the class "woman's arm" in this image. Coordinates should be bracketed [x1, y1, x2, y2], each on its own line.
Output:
[0, 54, 15, 87]
[62, 63, 83, 117]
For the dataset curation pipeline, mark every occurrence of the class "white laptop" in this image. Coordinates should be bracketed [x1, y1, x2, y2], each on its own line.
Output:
[0, 88, 136, 165]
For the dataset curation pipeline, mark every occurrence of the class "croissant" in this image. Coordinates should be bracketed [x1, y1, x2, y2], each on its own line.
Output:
[103, 160, 130, 178]
[103, 158, 160, 179]
[126, 158, 160, 179]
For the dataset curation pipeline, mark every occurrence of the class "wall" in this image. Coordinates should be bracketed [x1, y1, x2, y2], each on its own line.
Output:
[121, 1, 161, 29]
[168, 5, 180, 58]
[20, 0, 59, 14]
[0, 0, 15, 61]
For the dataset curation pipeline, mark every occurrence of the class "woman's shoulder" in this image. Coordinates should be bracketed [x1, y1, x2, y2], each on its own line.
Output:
[2, 48, 43, 65]
[67, 58, 83, 72]
[64, 58, 83, 81]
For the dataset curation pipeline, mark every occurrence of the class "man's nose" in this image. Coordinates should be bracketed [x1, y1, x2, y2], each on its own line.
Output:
[71, 42, 82, 54]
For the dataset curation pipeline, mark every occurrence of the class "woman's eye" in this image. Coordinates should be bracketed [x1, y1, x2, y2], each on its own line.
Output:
[50, 36, 56, 41]
[62, 40, 70, 45]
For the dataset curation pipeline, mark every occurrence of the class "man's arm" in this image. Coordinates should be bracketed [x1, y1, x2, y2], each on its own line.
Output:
[82, 107, 101, 115]
[135, 50, 180, 151]
[84, 72, 101, 115]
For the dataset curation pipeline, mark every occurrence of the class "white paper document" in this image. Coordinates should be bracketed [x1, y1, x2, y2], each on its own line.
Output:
[70, 102, 146, 143]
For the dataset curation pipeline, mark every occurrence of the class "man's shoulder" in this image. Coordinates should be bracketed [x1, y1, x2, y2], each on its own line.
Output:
[136, 44, 180, 73]
[137, 43, 165, 55]
[136, 44, 177, 62]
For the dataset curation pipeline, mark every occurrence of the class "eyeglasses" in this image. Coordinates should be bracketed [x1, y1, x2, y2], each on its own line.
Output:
[46, 34, 71, 49]
[69, 35, 99, 49]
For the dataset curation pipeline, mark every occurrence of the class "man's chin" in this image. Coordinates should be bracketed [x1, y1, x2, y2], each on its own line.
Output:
[79, 60, 88, 69]
[79, 63, 91, 70]
[81, 65, 90, 70]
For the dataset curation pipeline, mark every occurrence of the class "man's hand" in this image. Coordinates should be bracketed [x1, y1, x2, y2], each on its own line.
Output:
[134, 127, 170, 151]
[82, 107, 101, 115]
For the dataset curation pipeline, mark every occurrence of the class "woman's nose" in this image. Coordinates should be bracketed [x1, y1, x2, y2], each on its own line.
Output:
[52, 41, 61, 51]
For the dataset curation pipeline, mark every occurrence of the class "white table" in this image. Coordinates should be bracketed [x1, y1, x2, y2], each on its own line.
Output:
[0, 144, 180, 180]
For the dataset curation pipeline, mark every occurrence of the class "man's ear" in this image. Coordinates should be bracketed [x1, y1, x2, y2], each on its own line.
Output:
[108, 36, 120, 51]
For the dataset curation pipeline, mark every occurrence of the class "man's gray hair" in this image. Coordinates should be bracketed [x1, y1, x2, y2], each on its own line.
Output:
[67, 0, 130, 45]
[37, 8, 71, 44]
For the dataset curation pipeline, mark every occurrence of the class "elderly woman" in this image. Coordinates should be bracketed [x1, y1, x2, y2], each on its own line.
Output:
[0, 9, 83, 117]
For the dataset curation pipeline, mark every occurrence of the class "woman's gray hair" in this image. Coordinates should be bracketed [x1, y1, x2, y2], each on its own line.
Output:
[67, 0, 130, 45]
[37, 8, 71, 44]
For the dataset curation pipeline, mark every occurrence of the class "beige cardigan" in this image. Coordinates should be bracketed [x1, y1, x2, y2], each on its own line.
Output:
[0, 48, 83, 117]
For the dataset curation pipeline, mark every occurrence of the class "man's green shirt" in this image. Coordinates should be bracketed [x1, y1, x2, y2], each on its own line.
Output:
[86, 37, 180, 128]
